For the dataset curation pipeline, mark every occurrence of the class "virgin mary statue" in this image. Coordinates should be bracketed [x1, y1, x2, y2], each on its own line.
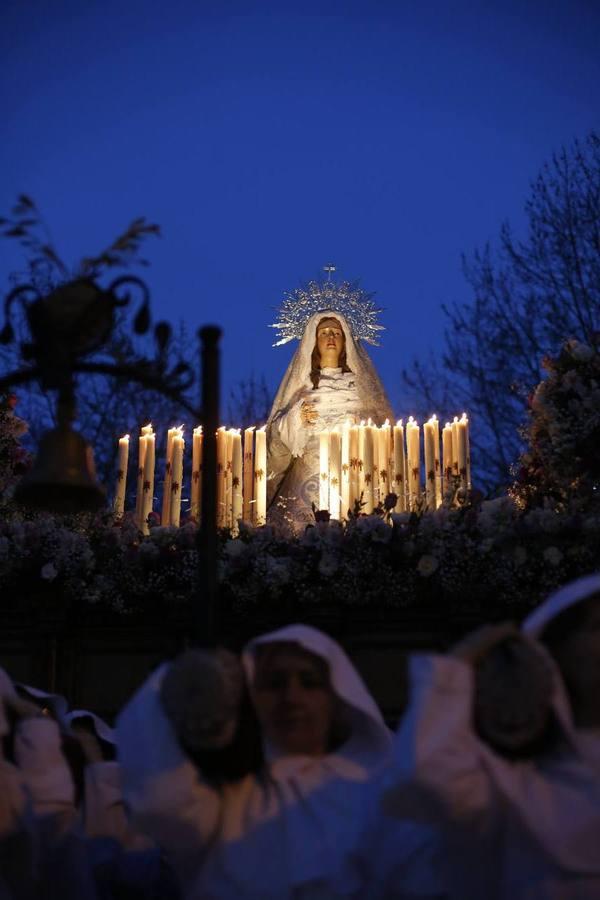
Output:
[267, 283, 393, 528]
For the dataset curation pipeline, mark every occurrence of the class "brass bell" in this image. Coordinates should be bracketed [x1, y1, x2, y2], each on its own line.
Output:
[15, 425, 106, 513]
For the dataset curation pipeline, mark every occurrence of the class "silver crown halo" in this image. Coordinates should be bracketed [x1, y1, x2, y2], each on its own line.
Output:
[270, 278, 385, 347]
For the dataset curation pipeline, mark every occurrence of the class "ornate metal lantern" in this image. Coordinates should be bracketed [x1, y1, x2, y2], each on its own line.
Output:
[0, 274, 221, 639]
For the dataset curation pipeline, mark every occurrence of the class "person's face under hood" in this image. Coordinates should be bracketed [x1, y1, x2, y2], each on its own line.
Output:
[252, 643, 337, 757]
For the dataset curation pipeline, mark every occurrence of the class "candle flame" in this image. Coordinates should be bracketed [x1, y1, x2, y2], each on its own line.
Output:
[360, 420, 365, 426]
[193, 425, 202, 435]
[408, 415, 415, 424]
[383, 418, 390, 427]
[258, 424, 267, 432]
[120, 434, 130, 441]
[246, 425, 256, 432]
[445, 422, 451, 429]
[453, 415, 459, 423]
[367, 417, 373, 426]
[395, 419, 403, 427]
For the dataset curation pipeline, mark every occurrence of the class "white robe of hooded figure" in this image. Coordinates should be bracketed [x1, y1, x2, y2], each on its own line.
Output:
[382, 574, 600, 900]
[0, 667, 36, 900]
[116, 624, 400, 899]
[267, 310, 393, 528]
[0, 671, 81, 899]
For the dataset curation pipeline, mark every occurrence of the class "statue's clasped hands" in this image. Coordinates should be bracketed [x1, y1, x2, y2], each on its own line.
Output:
[300, 400, 319, 426]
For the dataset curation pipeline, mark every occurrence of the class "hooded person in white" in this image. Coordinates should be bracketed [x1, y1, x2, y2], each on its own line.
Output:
[0, 670, 81, 899]
[116, 624, 393, 899]
[267, 310, 392, 527]
[64, 709, 153, 852]
[382, 574, 600, 900]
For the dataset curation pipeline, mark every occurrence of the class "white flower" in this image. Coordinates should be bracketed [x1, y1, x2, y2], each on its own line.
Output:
[417, 554, 439, 577]
[513, 546, 528, 567]
[318, 552, 339, 577]
[543, 546, 563, 567]
[264, 557, 291, 586]
[40, 562, 58, 581]
[356, 515, 388, 536]
[224, 538, 247, 560]
[566, 340, 593, 363]
[478, 496, 516, 536]
[301, 526, 320, 547]
[390, 512, 411, 528]
[237, 520, 257, 540]
[138, 541, 160, 561]
[373, 522, 392, 543]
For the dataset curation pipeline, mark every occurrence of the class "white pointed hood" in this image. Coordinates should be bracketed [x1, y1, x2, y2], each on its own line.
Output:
[243, 623, 391, 765]
[523, 573, 600, 638]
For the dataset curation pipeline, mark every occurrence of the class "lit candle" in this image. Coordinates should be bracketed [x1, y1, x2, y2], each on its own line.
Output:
[191, 426, 203, 522]
[140, 428, 156, 534]
[225, 429, 234, 529]
[161, 426, 179, 525]
[243, 426, 255, 523]
[341, 420, 351, 519]
[442, 421, 453, 497]
[431, 414, 442, 508]
[406, 417, 421, 511]
[135, 424, 152, 527]
[378, 419, 391, 506]
[457, 412, 470, 491]
[114, 434, 129, 518]
[393, 420, 406, 512]
[329, 428, 341, 520]
[216, 427, 227, 529]
[254, 426, 267, 525]
[451, 416, 460, 478]
[361, 420, 374, 513]
[423, 417, 436, 511]
[349, 423, 359, 514]
[169, 431, 185, 527]
[319, 430, 330, 511]
[231, 429, 243, 532]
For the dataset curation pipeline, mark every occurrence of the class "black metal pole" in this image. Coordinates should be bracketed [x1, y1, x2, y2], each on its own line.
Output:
[196, 325, 221, 646]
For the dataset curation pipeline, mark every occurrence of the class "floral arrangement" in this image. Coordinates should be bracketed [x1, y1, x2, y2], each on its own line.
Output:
[513, 337, 600, 511]
[0, 497, 597, 620]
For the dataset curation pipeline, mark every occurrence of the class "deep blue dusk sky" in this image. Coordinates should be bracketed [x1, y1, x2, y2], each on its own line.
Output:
[1, 0, 598, 419]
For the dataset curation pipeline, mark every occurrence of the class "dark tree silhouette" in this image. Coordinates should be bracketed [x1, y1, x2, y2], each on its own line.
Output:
[403, 131, 600, 491]
[227, 373, 272, 429]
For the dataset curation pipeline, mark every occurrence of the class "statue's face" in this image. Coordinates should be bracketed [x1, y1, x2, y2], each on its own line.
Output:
[317, 318, 344, 367]
[252, 644, 335, 756]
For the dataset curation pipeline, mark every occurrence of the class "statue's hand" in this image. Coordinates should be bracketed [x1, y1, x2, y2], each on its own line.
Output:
[300, 401, 319, 426]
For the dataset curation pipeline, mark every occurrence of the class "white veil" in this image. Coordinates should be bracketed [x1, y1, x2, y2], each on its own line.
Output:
[267, 309, 393, 427]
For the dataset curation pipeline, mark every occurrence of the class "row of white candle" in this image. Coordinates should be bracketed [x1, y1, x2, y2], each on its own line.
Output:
[113, 424, 268, 533]
[318, 414, 471, 516]
[114, 413, 471, 528]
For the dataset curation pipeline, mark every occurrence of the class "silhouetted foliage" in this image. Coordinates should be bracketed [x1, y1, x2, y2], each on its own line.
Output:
[227, 373, 272, 428]
[403, 131, 600, 491]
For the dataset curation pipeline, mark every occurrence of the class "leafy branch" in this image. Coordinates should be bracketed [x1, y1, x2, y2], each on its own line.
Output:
[1, 195, 160, 285]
